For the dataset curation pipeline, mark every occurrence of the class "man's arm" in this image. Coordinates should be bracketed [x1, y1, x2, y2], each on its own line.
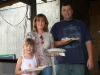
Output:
[54, 39, 72, 47]
[86, 40, 94, 70]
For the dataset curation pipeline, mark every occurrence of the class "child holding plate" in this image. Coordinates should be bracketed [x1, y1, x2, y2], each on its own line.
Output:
[15, 38, 40, 75]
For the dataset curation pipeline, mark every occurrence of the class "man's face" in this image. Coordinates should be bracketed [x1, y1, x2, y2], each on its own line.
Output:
[61, 5, 73, 20]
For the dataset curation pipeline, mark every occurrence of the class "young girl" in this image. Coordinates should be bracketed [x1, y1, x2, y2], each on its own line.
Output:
[15, 38, 40, 75]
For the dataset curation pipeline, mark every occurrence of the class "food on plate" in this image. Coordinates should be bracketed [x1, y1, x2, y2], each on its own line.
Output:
[65, 37, 79, 40]
[26, 66, 46, 72]
[38, 66, 42, 68]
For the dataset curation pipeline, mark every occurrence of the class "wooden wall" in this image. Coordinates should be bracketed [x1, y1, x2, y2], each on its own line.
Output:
[90, 0, 100, 75]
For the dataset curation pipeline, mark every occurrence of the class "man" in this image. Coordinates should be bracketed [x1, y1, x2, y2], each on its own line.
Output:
[50, 3, 93, 75]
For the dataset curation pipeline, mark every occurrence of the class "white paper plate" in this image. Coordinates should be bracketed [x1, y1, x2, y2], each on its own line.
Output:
[59, 53, 65, 56]
[26, 66, 46, 72]
[65, 37, 79, 40]
[48, 48, 66, 53]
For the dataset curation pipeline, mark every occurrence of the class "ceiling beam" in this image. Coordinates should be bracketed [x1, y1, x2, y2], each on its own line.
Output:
[20, 0, 32, 5]
[0, 0, 20, 8]
[0, 0, 33, 8]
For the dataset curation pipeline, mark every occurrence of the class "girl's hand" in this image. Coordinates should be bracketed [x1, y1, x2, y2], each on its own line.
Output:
[23, 69, 29, 74]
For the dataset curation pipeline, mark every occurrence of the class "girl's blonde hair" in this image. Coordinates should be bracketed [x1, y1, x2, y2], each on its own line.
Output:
[33, 14, 49, 32]
[22, 38, 35, 54]
[23, 38, 34, 46]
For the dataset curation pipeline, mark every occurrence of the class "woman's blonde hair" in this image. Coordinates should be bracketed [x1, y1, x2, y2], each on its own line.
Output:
[22, 38, 35, 54]
[33, 14, 49, 32]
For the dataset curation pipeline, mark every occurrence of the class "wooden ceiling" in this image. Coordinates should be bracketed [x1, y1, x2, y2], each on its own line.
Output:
[0, 0, 98, 8]
[0, 0, 32, 8]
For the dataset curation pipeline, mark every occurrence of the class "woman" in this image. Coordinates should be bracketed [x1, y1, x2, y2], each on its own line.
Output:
[25, 14, 54, 75]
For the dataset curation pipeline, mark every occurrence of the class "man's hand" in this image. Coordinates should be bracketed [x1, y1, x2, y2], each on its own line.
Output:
[61, 38, 72, 45]
[87, 58, 94, 70]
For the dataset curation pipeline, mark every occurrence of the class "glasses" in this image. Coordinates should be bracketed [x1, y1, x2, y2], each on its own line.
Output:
[40, 35, 44, 44]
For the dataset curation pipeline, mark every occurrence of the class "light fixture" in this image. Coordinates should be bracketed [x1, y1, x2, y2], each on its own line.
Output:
[41, 0, 47, 3]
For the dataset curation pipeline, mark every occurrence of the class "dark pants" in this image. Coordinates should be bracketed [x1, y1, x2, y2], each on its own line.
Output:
[38, 66, 53, 75]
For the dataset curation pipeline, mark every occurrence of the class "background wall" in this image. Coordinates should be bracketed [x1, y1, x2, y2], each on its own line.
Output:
[0, 2, 31, 58]
[37, 0, 60, 31]
[90, 0, 100, 75]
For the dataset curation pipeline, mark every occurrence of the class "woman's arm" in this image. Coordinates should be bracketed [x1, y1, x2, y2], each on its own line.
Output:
[50, 43, 54, 48]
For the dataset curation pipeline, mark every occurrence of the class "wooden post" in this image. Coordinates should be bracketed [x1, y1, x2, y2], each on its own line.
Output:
[30, 0, 36, 31]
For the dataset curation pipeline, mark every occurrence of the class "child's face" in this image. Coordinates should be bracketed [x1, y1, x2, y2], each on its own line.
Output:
[24, 44, 34, 54]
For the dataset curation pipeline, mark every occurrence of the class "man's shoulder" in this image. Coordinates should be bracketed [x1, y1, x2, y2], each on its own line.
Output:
[73, 19, 84, 23]
[53, 20, 65, 25]
[54, 21, 61, 25]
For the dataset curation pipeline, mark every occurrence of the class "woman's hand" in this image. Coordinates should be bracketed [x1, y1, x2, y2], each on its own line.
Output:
[50, 53, 59, 57]
[35, 70, 41, 74]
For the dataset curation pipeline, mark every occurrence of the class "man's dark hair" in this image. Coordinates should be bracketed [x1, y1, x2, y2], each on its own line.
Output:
[62, 2, 73, 9]
[62, 3, 69, 6]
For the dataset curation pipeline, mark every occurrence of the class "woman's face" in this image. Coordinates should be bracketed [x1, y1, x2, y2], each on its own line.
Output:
[35, 17, 45, 31]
